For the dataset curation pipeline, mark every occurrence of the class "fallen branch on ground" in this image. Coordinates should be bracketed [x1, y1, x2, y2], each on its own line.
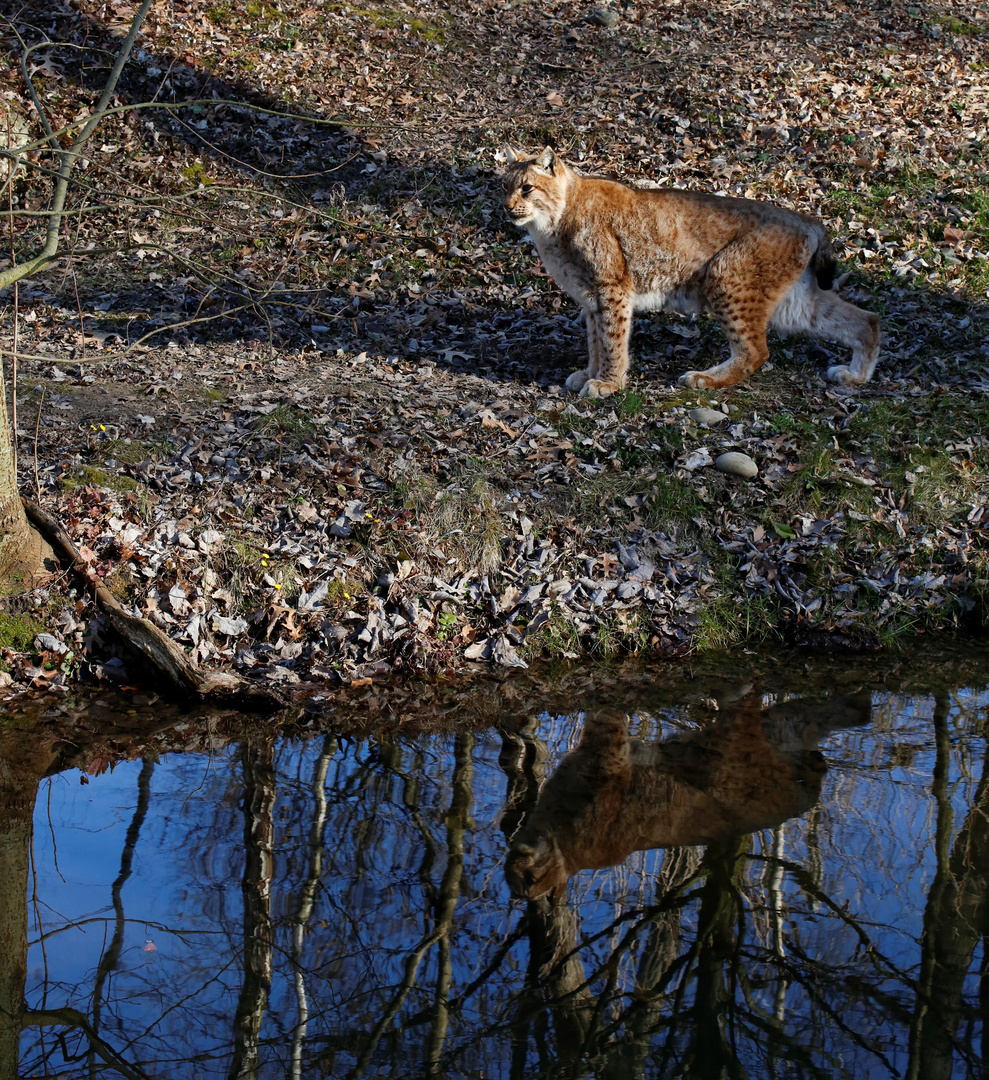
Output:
[23, 499, 287, 712]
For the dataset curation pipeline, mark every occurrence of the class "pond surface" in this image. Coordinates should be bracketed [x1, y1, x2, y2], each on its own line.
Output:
[3, 643, 989, 1079]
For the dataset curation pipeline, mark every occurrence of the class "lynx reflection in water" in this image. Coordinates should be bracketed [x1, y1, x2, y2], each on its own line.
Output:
[505, 691, 872, 900]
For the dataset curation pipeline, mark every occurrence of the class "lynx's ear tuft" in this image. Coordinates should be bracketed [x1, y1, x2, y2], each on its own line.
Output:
[536, 146, 558, 173]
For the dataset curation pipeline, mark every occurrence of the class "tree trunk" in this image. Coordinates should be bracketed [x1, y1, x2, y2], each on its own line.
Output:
[0, 367, 51, 590]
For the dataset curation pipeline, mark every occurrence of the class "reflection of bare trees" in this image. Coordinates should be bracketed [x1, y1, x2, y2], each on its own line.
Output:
[1, 733, 154, 1080]
[7, 663, 989, 1079]
[290, 735, 335, 1080]
[907, 690, 989, 1080]
[90, 758, 155, 1071]
[341, 732, 475, 1079]
[228, 742, 275, 1080]
[499, 693, 885, 1078]
[424, 733, 473, 1075]
[0, 734, 54, 1078]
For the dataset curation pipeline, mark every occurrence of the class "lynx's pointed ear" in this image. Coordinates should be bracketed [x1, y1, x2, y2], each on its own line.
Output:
[502, 144, 521, 163]
[536, 146, 558, 173]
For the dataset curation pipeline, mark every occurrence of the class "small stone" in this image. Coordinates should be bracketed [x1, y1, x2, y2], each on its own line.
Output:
[715, 452, 758, 479]
[689, 407, 729, 427]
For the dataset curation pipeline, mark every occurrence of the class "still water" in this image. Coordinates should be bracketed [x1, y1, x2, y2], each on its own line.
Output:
[3, 644, 989, 1079]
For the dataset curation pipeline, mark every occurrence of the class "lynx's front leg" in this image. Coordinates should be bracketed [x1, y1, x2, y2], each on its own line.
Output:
[579, 290, 632, 399]
[565, 309, 599, 393]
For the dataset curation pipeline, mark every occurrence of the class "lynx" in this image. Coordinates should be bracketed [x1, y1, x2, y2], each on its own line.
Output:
[502, 146, 880, 397]
[505, 693, 871, 901]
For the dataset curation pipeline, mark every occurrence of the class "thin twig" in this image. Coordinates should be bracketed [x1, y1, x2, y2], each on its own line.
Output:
[10, 287, 17, 479]
[0, 0, 156, 292]
[6, 107, 17, 478]
[34, 384, 44, 500]
[71, 267, 86, 363]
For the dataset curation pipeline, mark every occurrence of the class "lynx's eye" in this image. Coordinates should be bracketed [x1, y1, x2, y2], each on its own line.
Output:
[521, 183, 534, 195]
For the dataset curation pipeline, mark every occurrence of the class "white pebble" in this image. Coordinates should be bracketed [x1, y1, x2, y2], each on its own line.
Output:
[689, 407, 729, 427]
[715, 452, 758, 479]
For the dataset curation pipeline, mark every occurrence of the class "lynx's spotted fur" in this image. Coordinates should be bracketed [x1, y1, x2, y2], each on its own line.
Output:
[502, 146, 880, 396]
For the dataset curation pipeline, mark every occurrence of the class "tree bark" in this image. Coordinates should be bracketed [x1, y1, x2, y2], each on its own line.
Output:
[0, 368, 51, 589]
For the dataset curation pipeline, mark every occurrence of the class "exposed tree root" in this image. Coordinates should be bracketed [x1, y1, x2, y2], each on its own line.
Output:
[22, 499, 287, 713]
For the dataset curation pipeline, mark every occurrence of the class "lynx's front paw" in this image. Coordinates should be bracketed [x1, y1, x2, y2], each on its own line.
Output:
[679, 371, 713, 390]
[565, 369, 590, 393]
[580, 379, 620, 399]
[826, 364, 858, 386]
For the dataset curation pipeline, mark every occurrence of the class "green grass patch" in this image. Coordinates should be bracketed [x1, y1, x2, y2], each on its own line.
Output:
[433, 476, 504, 574]
[180, 161, 213, 188]
[246, 0, 283, 18]
[0, 612, 46, 652]
[251, 403, 318, 444]
[328, 5, 447, 40]
[59, 465, 139, 494]
[693, 591, 780, 653]
[771, 395, 989, 526]
[384, 461, 506, 573]
[553, 408, 598, 440]
[931, 15, 984, 35]
[96, 438, 155, 465]
[644, 475, 703, 529]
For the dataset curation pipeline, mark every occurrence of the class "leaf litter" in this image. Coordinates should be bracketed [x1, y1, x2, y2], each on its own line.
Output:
[1, 0, 987, 696]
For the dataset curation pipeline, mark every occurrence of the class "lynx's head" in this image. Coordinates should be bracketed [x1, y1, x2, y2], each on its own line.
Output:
[502, 145, 570, 232]
[505, 833, 569, 900]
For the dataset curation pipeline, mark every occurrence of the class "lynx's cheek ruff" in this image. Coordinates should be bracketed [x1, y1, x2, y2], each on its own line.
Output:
[502, 145, 880, 396]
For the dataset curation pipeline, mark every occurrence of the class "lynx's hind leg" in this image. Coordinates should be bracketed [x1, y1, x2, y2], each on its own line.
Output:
[818, 293, 880, 386]
[679, 228, 809, 390]
[580, 290, 632, 398]
[771, 267, 881, 386]
[678, 324, 770, 390]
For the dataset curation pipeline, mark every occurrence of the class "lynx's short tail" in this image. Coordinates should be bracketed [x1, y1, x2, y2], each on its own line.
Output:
[812, 235, 837, 291]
